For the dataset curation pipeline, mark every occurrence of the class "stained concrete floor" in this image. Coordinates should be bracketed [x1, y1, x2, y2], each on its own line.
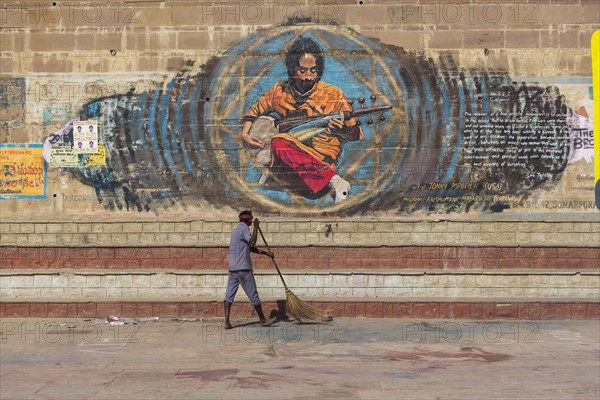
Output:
[1, 317, 599, 399]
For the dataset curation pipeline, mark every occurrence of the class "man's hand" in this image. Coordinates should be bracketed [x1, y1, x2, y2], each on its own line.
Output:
[326, 118, 353, 140]
[263, 250, 274, 258]
[326, 118, 361, 141]
[253, 218, 260, 227]
[326, 118, 344, 134]
[241, 120, 264, 148]
[242, 130, 264, 148]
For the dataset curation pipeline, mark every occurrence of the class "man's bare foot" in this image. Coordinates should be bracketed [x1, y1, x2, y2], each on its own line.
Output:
[260, 318, 275, 327]
[329, 174, 351, 203]
[224, 322, 233, 329]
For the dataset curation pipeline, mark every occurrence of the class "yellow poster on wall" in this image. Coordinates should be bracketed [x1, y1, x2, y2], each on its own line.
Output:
[0, 144, 46, 199]
[83, 145, 106, 167]
[592, 30, 600, 209]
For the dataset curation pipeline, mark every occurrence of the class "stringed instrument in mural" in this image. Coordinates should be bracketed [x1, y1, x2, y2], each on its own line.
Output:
[246, 96, 393, 165]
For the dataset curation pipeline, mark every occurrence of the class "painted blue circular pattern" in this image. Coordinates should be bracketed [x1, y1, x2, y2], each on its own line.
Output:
[204, 25, 409, 212]
[76, 24, 569, 215]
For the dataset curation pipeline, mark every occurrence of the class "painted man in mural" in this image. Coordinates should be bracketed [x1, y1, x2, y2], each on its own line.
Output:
[240, 37, 363, 203]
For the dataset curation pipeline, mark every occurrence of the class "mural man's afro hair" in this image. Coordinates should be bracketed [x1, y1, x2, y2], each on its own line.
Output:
[285, 37, 325, 79]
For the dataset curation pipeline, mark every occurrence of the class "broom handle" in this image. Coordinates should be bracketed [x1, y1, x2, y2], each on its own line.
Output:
[257, 225, 289, 290]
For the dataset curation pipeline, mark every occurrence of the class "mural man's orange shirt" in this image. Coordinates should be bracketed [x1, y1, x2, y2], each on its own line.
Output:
[243, 80, 363, 163]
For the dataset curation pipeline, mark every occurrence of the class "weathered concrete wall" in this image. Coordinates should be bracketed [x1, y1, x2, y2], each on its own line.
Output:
[1, 0, 598, 218]
[1, 220, 599, 247]
[1, 0, 599, 317]
[3, 269, 599, 301]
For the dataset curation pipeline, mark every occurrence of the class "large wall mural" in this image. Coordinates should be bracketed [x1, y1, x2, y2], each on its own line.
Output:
[30, 23, 595, 216]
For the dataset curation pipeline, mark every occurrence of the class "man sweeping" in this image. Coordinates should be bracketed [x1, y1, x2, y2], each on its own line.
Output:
[224, 210, 276, 329]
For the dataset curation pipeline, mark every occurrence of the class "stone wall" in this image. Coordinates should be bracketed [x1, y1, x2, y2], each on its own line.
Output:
[1, 0, 599, 318]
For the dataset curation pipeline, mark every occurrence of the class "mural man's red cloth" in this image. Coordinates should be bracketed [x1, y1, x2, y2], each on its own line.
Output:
[243, 80, 362, 194]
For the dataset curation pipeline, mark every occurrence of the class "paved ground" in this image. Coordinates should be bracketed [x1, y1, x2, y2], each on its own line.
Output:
[1, 316, 599, 399]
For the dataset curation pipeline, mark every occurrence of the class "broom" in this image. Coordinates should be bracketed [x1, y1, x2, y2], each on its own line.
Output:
[257, 225, 322, 321]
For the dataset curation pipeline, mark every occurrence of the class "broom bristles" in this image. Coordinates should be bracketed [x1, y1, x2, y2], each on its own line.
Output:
[285, 289, 322, 321]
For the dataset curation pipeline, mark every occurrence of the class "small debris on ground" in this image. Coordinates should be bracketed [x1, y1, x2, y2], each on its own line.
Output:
[171, 317, 204, 322]
[87, 316, 161, 325]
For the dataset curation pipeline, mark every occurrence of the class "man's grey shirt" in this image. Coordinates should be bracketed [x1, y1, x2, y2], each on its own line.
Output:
[228, 221, 253, 271]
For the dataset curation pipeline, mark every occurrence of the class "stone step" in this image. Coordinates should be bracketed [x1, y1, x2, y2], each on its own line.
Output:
[1, 299, 598, 320]
[1, 269, 599, 301]
[2, 246, 598, 270]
